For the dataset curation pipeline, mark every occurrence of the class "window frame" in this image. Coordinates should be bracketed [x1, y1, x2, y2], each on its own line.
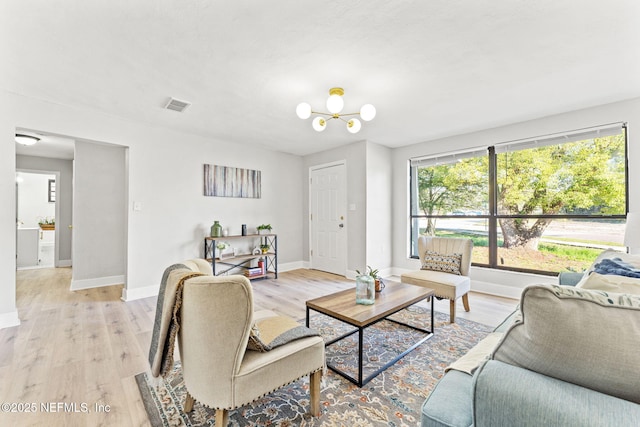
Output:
[409, 125, 629, 275]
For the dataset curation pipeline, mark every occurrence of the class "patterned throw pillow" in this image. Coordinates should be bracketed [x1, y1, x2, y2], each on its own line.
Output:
[421, 250, 462, 275]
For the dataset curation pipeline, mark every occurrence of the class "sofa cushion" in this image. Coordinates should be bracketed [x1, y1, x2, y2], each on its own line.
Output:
[422, 251, 462, 275]
[492, 284, 640, 404]
[422, 370, 474, 427]
[474, 360, 640, 427]
[576, 272, 640, 295]
[401, 270, 470, 299]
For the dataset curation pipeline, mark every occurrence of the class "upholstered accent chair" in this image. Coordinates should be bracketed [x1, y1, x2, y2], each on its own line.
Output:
[401, 236, 473, 323]
[177, 260, 325, 425]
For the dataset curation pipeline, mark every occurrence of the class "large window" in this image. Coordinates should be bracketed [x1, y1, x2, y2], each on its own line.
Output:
[410, 124, 627, 274]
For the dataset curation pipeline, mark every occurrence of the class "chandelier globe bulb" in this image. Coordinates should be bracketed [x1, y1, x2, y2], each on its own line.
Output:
[360, 104, 376, 121]
[347, 118, 362, 134]
[296, 103, 312, 119]
[312, 116, 327, 132]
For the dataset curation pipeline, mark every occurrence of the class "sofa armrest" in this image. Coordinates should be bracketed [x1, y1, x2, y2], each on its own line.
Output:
[473, 360, 640, 427]
[557, 271, 584, 286]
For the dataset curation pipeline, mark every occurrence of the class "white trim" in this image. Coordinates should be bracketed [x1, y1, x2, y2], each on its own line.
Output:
[57, 259, 72, 267]
[0, 310, 21, 329]
[70, 274, 125, 291]
[278, 260, 307, 272]
[470, 280, 523, 300]
[121, 284, 159, 302]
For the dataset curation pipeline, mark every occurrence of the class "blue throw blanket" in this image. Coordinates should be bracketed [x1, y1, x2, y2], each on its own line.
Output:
[593, 257, 640, 278]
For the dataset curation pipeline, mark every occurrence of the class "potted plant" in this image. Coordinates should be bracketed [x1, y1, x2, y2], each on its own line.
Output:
[356, 265, 385, 292]
[38, 216, 55, 230]
[260, 244, 270, 254]
[257, 224, 272, 235]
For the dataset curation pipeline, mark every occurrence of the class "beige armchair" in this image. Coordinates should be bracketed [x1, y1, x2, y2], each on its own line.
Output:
[401, 236, 473, 323]
[177, 260, 324, 425]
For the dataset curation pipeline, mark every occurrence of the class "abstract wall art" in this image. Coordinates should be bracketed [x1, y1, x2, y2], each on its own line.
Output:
[203, 164, 261, 198]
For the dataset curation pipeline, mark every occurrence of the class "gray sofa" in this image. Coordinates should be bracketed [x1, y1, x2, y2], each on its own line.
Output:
[422, 250, 640, 427]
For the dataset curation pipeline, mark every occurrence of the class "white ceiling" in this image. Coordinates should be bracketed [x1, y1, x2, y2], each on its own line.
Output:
[3, 1, 640, 157]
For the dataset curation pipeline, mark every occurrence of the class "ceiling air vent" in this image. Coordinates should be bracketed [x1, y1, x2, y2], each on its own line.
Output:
[163, 97, 191, 113]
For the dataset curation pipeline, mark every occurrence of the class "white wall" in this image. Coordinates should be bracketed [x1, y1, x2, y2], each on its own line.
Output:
[366, 142, 392, 275]
[0, 91, 305, 319]
[16, 172, 55, 227]
[0, 108, 18, 327]
[71, 140, 127, 289]
[16, 155, 73, 265]
[392, 97, 640, 298]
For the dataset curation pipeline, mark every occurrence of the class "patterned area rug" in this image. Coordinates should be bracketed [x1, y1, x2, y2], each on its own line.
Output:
[135, 306, 492, 426]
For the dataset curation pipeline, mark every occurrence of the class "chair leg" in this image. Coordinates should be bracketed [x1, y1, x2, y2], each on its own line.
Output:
[184, 392, 194, 412]
[310, 370, 322, 417]
[449, 299, 456, 323]
[462, 293, 470, 312]
[215, 409, 229, 426]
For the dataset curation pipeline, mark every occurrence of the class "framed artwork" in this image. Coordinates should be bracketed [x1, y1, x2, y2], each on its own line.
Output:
[48, 179, 56, 203]
[203, 164, 261, 198]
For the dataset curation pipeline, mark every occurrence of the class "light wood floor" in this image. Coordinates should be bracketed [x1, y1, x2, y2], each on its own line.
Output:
[0, 267, 518, 427]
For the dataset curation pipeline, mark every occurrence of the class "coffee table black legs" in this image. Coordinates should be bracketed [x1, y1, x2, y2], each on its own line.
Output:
[306, 298, 435, 387]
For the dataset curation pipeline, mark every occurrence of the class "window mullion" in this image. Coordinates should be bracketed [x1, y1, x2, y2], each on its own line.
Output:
[488, 146, 498, 268]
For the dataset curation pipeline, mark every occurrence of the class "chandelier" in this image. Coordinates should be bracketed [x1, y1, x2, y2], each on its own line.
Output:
[296, 87, 376, 133]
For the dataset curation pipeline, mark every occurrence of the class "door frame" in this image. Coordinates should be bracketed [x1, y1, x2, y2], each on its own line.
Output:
[16, 168, 61, 268]
[308, 160, 347, 275]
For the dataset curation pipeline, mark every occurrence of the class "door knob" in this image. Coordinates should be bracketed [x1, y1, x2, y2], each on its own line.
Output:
[338, 223, 344, 228]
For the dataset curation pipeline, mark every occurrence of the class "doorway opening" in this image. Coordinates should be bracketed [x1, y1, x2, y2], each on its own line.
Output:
[16, 170, 59, 269]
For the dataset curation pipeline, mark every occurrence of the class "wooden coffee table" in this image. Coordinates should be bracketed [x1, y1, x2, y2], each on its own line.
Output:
[306, 281, 435, 387]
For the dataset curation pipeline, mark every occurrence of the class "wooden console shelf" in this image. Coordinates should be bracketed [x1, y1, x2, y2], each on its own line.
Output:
[204, 233, 278, 280]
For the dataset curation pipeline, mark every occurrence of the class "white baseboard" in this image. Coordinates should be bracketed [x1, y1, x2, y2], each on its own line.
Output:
[0, 310, 21, 329]
[470, 280, 523, 300]
[70, 275, 125, 291]
[57, 259, 72, 267]
[278, 260, 307, 272]
[121, 284, 160, 302]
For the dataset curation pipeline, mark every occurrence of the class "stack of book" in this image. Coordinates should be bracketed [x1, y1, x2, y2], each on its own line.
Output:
[245, 267, 263, 278]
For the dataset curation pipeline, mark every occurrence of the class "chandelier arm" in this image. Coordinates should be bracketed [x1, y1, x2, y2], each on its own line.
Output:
[338, 112, 360, 117]
[311, 110, 333, 117]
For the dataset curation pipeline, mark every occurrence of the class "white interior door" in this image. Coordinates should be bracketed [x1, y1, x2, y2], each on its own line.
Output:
[310, 163, 347, 275]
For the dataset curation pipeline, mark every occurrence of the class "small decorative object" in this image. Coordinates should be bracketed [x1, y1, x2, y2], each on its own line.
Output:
[355, 274, 375, 305]
[257, 224, 272, 235]
[38, 216, 55, 230]
[215, 241, 230, 259]
[211, 220, 222, 237]
[222, 228, 229, 237]
[252, 247, 261, 255]
[242, 224, 247, 236]
[356, 265, 385, 292]
[260, 244, 270, 254]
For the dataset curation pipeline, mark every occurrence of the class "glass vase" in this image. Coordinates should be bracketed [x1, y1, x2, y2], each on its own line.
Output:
[355, 275, 375, 305]
[211, 221, 222, 237]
